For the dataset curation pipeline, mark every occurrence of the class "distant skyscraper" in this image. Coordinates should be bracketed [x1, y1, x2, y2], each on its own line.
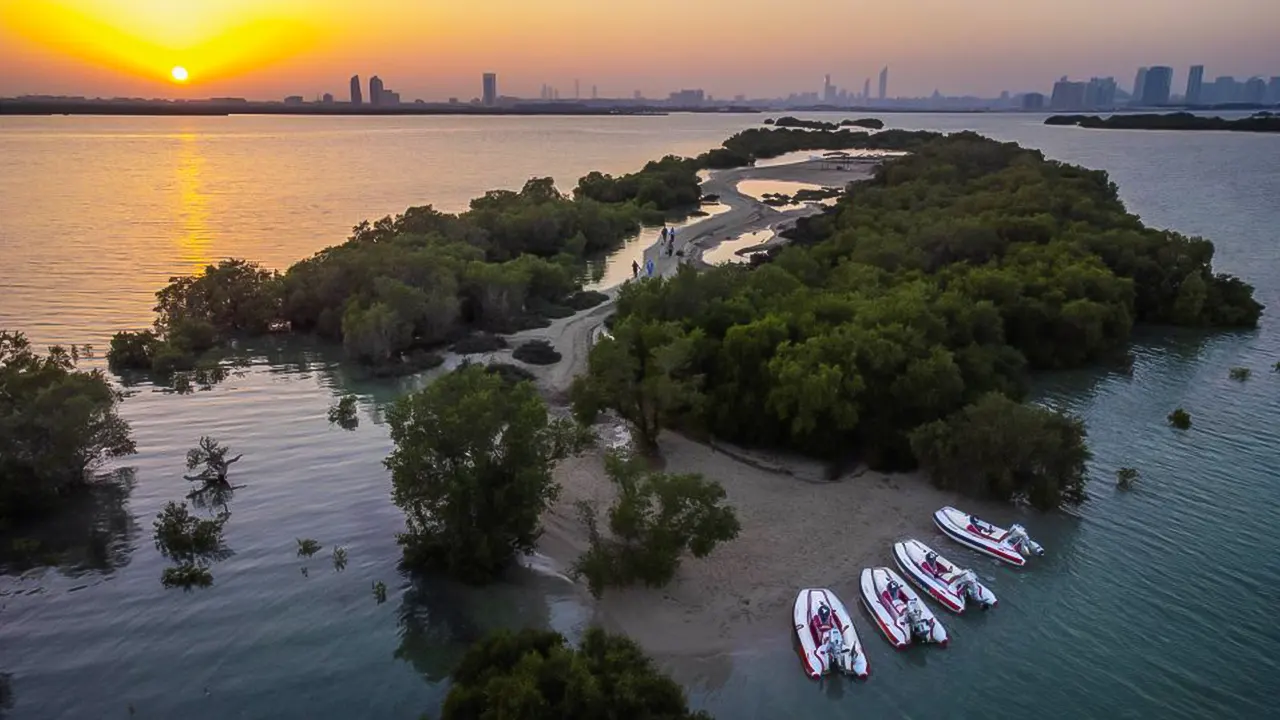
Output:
[350, 75, 362, 105]
[823, 74, 835, 104]
[1268, 77, 1280, 104]
[1131, 67, 1148, 105]
[369, 76, 384, 106]
[1083, 77, 1116, 109]
[878, 66, 888, 100]
[1141, 66, 1173, 105]
[1243, 76, 1267, 104]
[862, 78, 870, 102]
[592, 85, 598, 100]
[1050, 77, 1087, 110]
[1211, 76, 1238, 104]
[1022, 92, 1045, 111]
[1185, 65, 1205, 105]
[482, 73, 497, 106]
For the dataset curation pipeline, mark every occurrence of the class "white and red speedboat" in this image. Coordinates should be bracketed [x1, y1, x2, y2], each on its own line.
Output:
[859, 567, 948, 649]
[933, 506, 1043, 566]
[793, 588, 869, 679]
[893, 538, 997, 614]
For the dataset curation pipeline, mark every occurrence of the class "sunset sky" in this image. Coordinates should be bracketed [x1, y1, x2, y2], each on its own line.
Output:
[2, 0, 1277, 100]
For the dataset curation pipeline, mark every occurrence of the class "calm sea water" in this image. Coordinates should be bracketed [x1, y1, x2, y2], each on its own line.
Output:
[1, 113, 1278, 719]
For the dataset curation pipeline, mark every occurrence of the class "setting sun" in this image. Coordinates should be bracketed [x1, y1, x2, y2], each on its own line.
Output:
[170, 66, 189, 83]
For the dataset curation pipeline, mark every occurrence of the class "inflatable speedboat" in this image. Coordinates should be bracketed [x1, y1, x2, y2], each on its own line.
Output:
[859, 567, 948, 649]
[793, 588, 869, 679]
[933, 506, 1043, 567]
[893, 539, 997, 614]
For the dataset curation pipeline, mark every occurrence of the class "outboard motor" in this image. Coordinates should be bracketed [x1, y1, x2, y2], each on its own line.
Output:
[826, 626, 847, 671]
[906, 599, 931, 641]
[1008, 525, 1044, 556]
[957, 570, 992, 609]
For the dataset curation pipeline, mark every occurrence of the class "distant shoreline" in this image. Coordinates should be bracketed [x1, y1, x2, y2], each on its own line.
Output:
[1045, 111, 1280, 133]
[0, 99, 708, 117]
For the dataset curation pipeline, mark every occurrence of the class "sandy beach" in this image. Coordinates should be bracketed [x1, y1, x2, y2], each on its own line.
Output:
[538, 430, 976, 658]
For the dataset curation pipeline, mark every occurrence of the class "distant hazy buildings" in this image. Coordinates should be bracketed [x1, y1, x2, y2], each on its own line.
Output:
[862, 78, 870, 101]
[482, 73, 497, 106]
[1186, 65, 1204, 105]
[283, 95, 304, 105]
[1022, 92, 1045, 110]
[1210, 75, 1238, 104]
[322, 93, 334, 104]
[878, 66, 888, 100]
[1270, 77, 1280, 104]
[1243, 76, 1267, 104]
[1050, 78, 1086, 110]
[1130, 67, 1148, 105]
[669, 89, 706, 106]
[1047, 75, 1114, 111]
[823, 74, 835, 104]
[1084, 77, 1117, 109]
[369, 76, 384, 105]
[1140, 66, 1173, 105]
[349, 75, 362, 105]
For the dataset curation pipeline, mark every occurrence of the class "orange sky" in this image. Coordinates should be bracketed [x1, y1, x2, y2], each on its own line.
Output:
[1, 0, 1277, 100]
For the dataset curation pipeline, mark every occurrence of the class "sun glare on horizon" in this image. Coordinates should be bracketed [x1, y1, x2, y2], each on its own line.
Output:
[170, 66, 189, 83]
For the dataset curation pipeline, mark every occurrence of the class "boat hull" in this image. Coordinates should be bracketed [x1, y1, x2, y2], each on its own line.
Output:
[793, 588, 869, 678]
[893, 539, 997, 613]
[859, 567, 948, 649]
[933, 506, 1027, 566]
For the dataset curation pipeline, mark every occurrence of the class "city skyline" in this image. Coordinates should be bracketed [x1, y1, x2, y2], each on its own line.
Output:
[2, 0, 1278, 100]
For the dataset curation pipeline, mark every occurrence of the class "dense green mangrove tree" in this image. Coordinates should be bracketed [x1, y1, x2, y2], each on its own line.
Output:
[577, 132, 1261, 509]
[440, 627, 711, 720]
[1, 331, 135, 524]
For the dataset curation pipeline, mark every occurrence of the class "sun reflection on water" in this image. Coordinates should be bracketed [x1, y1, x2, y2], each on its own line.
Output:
[174, 131, 212, 273]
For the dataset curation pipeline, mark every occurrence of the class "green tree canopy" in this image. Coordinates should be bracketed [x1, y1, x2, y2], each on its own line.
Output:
[909, 393, 1091, 510]
[0, 331, 135, 522]
[573, 452, 740, 598]
[385, 364, 591, 583]
[570, 313, 703, 453]
[441, 627, 712, 720]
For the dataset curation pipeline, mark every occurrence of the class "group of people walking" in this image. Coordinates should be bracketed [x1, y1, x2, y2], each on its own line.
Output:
[630, 226, 678, 279]
[661, 225, 677, 256]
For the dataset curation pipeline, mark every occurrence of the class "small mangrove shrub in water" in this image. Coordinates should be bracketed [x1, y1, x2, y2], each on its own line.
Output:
[161, 563, 214, 589]
[372, 580, 388, 604]
[1229, 366, 1251, 381]
[332, 546, 348, 571]
[1168, 408, 1192, 430]
[327, 395, 359, 430]
[1116, 467, 1139, 490]
[185, 436, 243, 488]
[296, 538, 321, 558]
[152, 501, 229, 589]
[153, 501, 226, 560]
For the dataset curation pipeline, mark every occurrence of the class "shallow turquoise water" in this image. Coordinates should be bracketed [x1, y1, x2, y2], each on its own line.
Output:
[1, 114, 1277, 718]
